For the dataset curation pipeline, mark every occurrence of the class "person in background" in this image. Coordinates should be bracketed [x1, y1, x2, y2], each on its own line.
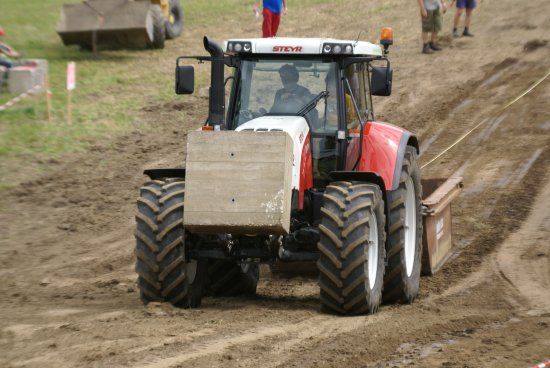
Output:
[417, 0, 447, 54]
[451, 0, 477, 37]
[253, 0, 287, 38]
[0, 26, 20, 68]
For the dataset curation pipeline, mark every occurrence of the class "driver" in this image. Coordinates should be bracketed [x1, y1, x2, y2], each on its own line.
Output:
[270, 64, 313, 113]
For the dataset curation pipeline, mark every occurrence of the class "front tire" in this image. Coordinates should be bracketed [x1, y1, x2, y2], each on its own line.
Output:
[317, 181, 386, 315]
[134, 179, 205, 307]
[383, 146, 423, 304]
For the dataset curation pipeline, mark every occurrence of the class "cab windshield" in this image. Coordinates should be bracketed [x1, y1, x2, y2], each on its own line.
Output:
[231, 59, 338, 133]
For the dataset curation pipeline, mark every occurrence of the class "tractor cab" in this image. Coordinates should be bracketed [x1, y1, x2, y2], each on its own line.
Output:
[176, 34, 394, 187]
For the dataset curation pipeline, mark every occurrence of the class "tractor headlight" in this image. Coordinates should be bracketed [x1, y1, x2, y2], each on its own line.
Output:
[322, 43, 353, 55]
[226, 41, 252, 53]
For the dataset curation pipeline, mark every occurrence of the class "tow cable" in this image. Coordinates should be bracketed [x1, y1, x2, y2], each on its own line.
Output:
[421, 70, 550, 170]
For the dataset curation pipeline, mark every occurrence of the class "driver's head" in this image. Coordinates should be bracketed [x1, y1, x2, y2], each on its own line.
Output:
[279, 64, 299, 88]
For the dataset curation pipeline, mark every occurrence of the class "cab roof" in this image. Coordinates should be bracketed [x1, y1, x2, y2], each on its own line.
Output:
[224, 37, 383, 57]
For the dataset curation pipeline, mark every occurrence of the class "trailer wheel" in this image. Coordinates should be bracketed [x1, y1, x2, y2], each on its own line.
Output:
[207, 260, 259, 297]
[134, 179, 205, 307]
[148, 5, 166, 49]
[383, 146, 423, 304]
[165, 0, 184, 39]
[317, 181, 386, 315]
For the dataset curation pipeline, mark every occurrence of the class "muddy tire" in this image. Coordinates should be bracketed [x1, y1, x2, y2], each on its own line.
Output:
[149, 5, 166, 49]
[165, 0, 184, 39]
[317, 181, 386, 315]
[134, 179, 205, 307]
[383, 146, 423, 304]
[207, 260, 259, 297]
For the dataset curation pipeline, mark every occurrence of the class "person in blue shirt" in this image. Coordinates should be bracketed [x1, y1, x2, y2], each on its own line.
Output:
[253, 0, 288, 37]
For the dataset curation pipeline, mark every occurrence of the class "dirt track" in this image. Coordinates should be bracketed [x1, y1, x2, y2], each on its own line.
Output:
[1, 0, 549, 366]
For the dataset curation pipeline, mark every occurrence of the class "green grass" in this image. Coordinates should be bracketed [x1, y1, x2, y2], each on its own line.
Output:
[0, 0, 332, 161]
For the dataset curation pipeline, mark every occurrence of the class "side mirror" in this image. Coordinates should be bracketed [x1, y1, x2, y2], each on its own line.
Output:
[175, 65, 194, 95]
[371, 66, 392, 96]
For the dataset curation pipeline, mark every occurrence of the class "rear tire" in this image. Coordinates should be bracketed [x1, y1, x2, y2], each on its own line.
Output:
[134, 179, 205, 307]
[383, 146, 423, 304]
[317, 181, 386, 315]
[149, 5, 166, 49]
[165, 0, 184, 39]
[207, 260, 259, 297]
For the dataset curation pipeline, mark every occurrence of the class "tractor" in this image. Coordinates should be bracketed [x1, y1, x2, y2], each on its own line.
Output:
[134, 30, 428, 315]
[56, 0, 184, 51]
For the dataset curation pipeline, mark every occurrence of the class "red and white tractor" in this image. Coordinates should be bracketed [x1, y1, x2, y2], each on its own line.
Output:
[134, 31, 458, 315]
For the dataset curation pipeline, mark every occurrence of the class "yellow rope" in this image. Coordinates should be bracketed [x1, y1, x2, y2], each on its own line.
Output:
[421, 70, 550, 170]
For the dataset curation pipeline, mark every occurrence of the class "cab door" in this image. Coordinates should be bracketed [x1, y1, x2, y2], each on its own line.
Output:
[344, 62, 372, 171]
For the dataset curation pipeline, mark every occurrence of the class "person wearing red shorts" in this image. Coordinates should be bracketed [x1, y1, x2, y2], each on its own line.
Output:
[253, 0, 287, 38]
[451, 0, 477, 37]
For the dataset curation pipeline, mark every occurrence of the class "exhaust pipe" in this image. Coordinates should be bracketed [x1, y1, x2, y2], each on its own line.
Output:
[203, 36, 225, 127]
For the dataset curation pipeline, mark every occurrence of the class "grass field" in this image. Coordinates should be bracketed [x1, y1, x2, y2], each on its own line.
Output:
[0, 0, 331, 159]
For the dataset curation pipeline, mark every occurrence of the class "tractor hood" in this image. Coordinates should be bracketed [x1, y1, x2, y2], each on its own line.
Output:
[236, 116, 310, 190]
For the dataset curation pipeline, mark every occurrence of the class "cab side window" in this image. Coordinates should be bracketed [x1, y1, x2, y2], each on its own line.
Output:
[344, 64, 368, 130]
[362, 63, 374, 120]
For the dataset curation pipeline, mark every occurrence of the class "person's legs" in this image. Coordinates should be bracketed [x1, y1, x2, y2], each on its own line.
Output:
[464, 9, 473, 27]
[262, 9, 274, 37]
[463, 7, 475, 36]
[453, 7, 464, 37]
[421, 10, 434, 54]
[271, 12, 281, 36]
[422, 32, 430, 44]
[429, 8, 443, 51]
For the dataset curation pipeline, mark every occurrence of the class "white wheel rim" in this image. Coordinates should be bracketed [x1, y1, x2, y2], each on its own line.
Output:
[366, 213, 378, 290]
[404, 177, 417, 277]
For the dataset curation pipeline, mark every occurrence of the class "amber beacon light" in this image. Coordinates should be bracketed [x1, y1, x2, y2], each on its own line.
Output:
[380, 27, 393, 54]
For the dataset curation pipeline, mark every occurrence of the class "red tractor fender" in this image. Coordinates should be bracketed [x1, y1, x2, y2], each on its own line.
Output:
[357, 121, 419, 191]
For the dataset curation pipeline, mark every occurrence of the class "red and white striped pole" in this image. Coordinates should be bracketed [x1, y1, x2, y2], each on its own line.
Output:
[532, 360, 550, 368]
[0, 84, 42, 112]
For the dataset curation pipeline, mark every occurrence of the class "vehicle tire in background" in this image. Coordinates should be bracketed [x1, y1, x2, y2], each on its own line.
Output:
[148, 5, 166, 49]
[317, 181, 386, 315]
[207, 260, 259, 297]
[383, 146, 423, 304]
[165, 0, 184, 39]
[134, 179, 205, 307]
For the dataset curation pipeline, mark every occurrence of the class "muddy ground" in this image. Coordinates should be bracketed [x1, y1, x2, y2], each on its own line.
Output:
[1, 0, 549, 366]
